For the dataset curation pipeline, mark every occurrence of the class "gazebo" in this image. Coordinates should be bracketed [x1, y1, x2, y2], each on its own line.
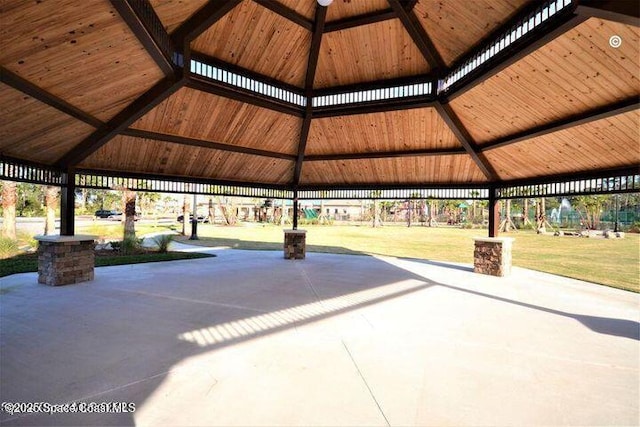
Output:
[1, 2, 639, 424]
[0, 0, 638, 278]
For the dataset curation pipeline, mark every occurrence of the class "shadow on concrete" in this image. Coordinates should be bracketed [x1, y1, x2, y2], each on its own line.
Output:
[432, 282, 639, 341]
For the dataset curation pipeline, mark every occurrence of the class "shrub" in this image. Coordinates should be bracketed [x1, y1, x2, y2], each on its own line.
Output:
[0, 237, 19, 259]
[627, 221, 640, 233]
[152, 234, 174, 253]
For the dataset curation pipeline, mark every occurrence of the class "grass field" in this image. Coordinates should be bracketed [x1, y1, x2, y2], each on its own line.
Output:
[176, 224, 640, 292]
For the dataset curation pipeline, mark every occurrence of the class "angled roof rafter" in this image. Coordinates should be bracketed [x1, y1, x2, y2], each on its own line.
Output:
[109, 0, 175, 75]
[252, 0, 313, 31]
[0, 67, 103, 128]
[171, 0, 243, 46]
[55, 75, 186, 168]
[323, 0, 418, 33]
[388, 0, 446, 74]
[434, 103, 499, 181]
[479, 98, 640, 152]
[294, 5, 327, 186]
[121, 129, 297, 161]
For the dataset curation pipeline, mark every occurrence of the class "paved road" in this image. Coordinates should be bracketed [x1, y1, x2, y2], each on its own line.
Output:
[0, 217, 174, 236]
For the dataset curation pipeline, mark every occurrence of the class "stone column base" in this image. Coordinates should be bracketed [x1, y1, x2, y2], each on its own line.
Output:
[35, 235, 96, 286]
[473, 237, 514, 277]
[284, 230, 306, 260]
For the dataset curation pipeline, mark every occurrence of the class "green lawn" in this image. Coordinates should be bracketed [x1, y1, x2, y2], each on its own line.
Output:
[0, 252, 214, 278]
[176, 224, 640, 292]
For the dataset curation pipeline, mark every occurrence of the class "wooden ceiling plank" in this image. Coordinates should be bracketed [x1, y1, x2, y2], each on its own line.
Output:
[0, 67, 103, 128]
[294, 4, 327, 185]
[480, 98, 640, 152]
[55, 76, 186, 167]
[252, 0, 313, 30]
[122, 128, 296, 160]
[388, 0, 446, 75]
[109, 0, 175, 75]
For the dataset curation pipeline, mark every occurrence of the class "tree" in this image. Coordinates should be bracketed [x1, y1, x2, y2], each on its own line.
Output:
[217, 196, 237, 225]
[370, 190, 382, 227]
[1, 180, 17, 239]
[182, 194, 189, 235]
[499, 199, 517, 232]
[44, 186, 58, 235]
[572, 195, 608, 230]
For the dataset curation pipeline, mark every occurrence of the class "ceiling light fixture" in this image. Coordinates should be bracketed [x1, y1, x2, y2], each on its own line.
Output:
[317, 0, 333, 6]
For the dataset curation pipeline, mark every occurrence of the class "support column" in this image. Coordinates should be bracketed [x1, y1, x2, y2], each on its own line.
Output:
[488, 185, 500, 238]
[473, 237, 514, 277]
[60, 168, 75, 236]
[284, 229, 306, 260]
[36, 234, 96, 285]
[292, 191, 299, 230]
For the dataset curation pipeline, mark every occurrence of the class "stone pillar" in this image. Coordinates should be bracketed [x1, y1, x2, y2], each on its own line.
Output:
[284, 229, 306, 260]
[35, 235, 96, 286]
[473, 237, 514, 277]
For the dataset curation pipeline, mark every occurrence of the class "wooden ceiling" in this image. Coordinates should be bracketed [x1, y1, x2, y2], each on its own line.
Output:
[0, 0, 638, 190]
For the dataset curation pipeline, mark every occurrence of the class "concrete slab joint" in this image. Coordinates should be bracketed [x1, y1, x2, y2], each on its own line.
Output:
[473, 237, 514, 277]
[284, 229, 306, 260]
[35, 235, 97, 286]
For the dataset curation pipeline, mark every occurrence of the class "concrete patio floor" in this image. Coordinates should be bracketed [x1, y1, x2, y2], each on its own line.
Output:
[1, 247, 638, 426]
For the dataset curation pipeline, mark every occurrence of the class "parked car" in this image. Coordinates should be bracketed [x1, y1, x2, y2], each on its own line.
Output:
[95, 209, 120, 219]
[177, 214, 209, 223]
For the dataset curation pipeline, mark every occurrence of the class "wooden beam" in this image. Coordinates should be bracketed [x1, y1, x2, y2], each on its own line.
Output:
[294, 5, 327, 185]
[313, 74, 433, 97]
[171, 0, 243, 44]
[110, 0, 175, 75]
[55, 76, 186, 167]
[312, 98, 436, 118]
[434, 102, 498, 181]
[444, 6, 584, 101]
[324, 10, 397, 32]
[75, 167, 293, 192]
[578, 0, 640, 26]
[122, 128, 297, 161]
[480, 98, 640, 152]
[388, 0, 446, 74]
[305, 148, 466, 161]
[324, 1, 419, 32]
[252, 0, 313, 30]
[186, 78, 304, 117]
[497, 165, 640, 189]
[0, 67, 103, 128]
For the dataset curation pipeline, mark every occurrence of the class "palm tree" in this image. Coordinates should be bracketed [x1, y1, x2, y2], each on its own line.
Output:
[1, 180, 17, 239]
[122, 189, 136, 240]
[44, 186, 58, 235]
